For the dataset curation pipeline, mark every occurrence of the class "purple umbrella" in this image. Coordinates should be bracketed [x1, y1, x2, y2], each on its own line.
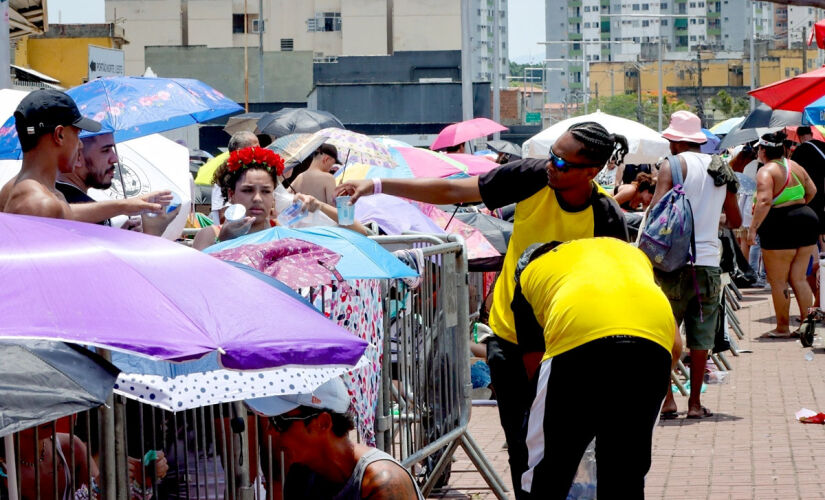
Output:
[353, 193, 446, 235]
[0, 213, 366, 370]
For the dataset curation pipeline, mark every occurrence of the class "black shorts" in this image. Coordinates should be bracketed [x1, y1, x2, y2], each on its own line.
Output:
[758, 204, 819, 250]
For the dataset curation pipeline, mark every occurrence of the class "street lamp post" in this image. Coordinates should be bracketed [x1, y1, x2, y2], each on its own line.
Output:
[540, 40, 633, 115]
[599, 13, 696, 131]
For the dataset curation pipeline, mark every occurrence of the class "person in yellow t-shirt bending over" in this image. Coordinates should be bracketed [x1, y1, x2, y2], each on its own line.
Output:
[511, 238, 680, 500]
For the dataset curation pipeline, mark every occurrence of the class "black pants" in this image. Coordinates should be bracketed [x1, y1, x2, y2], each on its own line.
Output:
[523, 336, 671, 500]
[486, 335, 530, 500]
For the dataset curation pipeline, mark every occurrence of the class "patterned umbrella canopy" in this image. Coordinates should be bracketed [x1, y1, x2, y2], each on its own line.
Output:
[0, 76, 243, 159]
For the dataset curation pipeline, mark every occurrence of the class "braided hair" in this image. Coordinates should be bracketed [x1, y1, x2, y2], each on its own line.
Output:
[567, 122, 629, 167]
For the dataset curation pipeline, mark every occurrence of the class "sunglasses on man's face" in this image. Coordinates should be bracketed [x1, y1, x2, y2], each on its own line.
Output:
[548, 149, 602, 171]
[269, 411, 320, 433]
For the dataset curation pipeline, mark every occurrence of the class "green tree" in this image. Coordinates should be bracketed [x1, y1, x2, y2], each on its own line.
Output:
[508, 61, 543, 87]
[574, 91, 691, 130]
[710, 90, 750, 119]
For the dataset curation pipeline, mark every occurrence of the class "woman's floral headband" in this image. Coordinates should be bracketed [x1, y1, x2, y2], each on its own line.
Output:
[227, 146, 285, 176]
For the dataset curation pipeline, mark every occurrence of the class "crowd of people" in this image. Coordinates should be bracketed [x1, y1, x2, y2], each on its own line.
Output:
[3, 85, 824, 500]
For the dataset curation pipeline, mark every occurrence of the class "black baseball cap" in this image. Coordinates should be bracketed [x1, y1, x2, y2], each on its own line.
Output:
[14, 89, 102, 140]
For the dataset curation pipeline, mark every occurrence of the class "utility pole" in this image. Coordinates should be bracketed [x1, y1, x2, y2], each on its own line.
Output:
[803, 27, 808, 73]
[594, 82, 599, 108]
[636, 65, 643, 124]
[749, 2, 756, 111]
[492, 0, 501, 139]
[696, 47, 705, 128]
[460, 0, 473, 121]
[258, 0, 264, 103]
[243, 0, 249, 112]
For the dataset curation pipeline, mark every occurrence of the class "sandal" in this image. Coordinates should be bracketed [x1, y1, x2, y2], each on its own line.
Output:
[660, 410, 679, 420]
[686, 406, 713, 419]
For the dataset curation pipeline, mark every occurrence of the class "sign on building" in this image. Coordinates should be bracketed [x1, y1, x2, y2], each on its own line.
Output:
[525, 112, 541, 125]
[88, 45, 124, 80]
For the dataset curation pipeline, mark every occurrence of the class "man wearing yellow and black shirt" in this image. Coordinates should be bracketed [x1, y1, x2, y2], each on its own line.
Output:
[336, 122, 630, 498]
[512, 238, 677, 499]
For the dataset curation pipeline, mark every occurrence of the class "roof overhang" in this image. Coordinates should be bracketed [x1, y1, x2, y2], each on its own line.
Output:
[9, 0, 47, 40]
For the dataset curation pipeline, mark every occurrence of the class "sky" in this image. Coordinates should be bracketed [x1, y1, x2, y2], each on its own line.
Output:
[47, 0, 104, 24]
[44, 0, 545, 64]
[508, 0, 546, 63]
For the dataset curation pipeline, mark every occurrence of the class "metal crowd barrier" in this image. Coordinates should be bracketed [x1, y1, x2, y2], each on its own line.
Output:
[1, 233, 507, 499]
[370, 233, 508, 499]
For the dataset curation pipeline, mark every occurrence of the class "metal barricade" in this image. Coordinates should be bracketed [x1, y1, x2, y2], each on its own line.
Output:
[2, 233, 506, 499]
[371, 233, 508, 499]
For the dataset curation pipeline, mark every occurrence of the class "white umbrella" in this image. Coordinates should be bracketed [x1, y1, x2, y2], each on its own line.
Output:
[523, 110, 671, 165]
[89, 134, 192, 240]
[0, 134, 192, 240]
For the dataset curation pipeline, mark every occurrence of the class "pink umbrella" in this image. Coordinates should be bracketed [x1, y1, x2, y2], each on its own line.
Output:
[210, 238, 344, 289]
[407, 201, 500, 260]
[445, 153, 498, 176]
[430, 118, 509, 151]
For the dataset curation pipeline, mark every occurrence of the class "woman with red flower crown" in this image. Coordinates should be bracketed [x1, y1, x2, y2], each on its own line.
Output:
[192, 146, 367, 251]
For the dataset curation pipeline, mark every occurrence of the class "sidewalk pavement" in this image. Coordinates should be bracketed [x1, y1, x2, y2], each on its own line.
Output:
[432, 288, 825, 499]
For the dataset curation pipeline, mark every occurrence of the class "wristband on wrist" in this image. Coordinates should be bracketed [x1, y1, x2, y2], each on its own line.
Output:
[373, 178, 382, 194]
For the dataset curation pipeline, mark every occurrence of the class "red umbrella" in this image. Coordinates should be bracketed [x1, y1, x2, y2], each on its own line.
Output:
[748, 66, 825, 112]
[430, 118, 508, 151]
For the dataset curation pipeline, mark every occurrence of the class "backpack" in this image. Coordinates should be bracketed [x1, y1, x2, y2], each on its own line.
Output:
[638, 154, 696, 272]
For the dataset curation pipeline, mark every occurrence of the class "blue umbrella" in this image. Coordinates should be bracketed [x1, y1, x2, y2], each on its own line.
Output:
[709, 117, 745, 135]
[0, 77, 243, 159]
[205, 226, 417, 280]
[700, 128, 721, 154]
[803, 95, 825, 126]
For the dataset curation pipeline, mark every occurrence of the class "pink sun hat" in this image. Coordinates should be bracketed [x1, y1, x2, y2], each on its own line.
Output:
[661, 110, 707, 144]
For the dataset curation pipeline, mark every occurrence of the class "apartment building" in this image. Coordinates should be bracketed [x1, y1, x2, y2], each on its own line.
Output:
[544, 0, 823, 104]
[106, 0, 507, 86]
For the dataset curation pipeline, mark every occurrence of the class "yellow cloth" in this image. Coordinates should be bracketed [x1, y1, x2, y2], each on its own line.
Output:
[519, 238, 676, 361]
[194, 152, 230, 186]
[488, 186, 598, 344]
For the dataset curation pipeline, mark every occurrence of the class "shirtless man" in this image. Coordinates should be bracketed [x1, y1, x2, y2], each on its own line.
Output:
[0, 89, 101, 218]
[290, 143, 338, 205]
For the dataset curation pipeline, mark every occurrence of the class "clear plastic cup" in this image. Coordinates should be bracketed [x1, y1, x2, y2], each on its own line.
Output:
[277, 200, 307, 227]
[165, 191, 181, 213]
[336, 195, 355, 226]
[224, 204, 246, 222]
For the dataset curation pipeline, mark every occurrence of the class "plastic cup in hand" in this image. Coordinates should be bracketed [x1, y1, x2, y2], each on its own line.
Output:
[336, 196, 355, 226]
[277, 200, 307, 227]
[224, 204, 247, 222]
[145, 192, 180, 217]
[165, 192, 181, 213]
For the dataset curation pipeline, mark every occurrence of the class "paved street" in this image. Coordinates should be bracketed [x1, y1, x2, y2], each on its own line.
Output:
[433, 288, 825, 499]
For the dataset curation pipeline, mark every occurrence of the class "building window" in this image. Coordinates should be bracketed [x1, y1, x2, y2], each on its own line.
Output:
[642, 20, 650, 26]
[689, 2, 695, 7]
[593, 6, 599, 11]
[584, 6, 591, 11]
[660, 2, 668, 7]
[699, 18, 704, 23]
[232, 13, 258, 33]
[662, 19, 668, 25]
[632, 3, 640, 10]
[307, 12, 341, 32]
[690, 35, 696, 40]
[642, 3, 650, 9]
[280, 38, 293, 51]
[584, 22, 590, 27]
[690, 18, 696, 23]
